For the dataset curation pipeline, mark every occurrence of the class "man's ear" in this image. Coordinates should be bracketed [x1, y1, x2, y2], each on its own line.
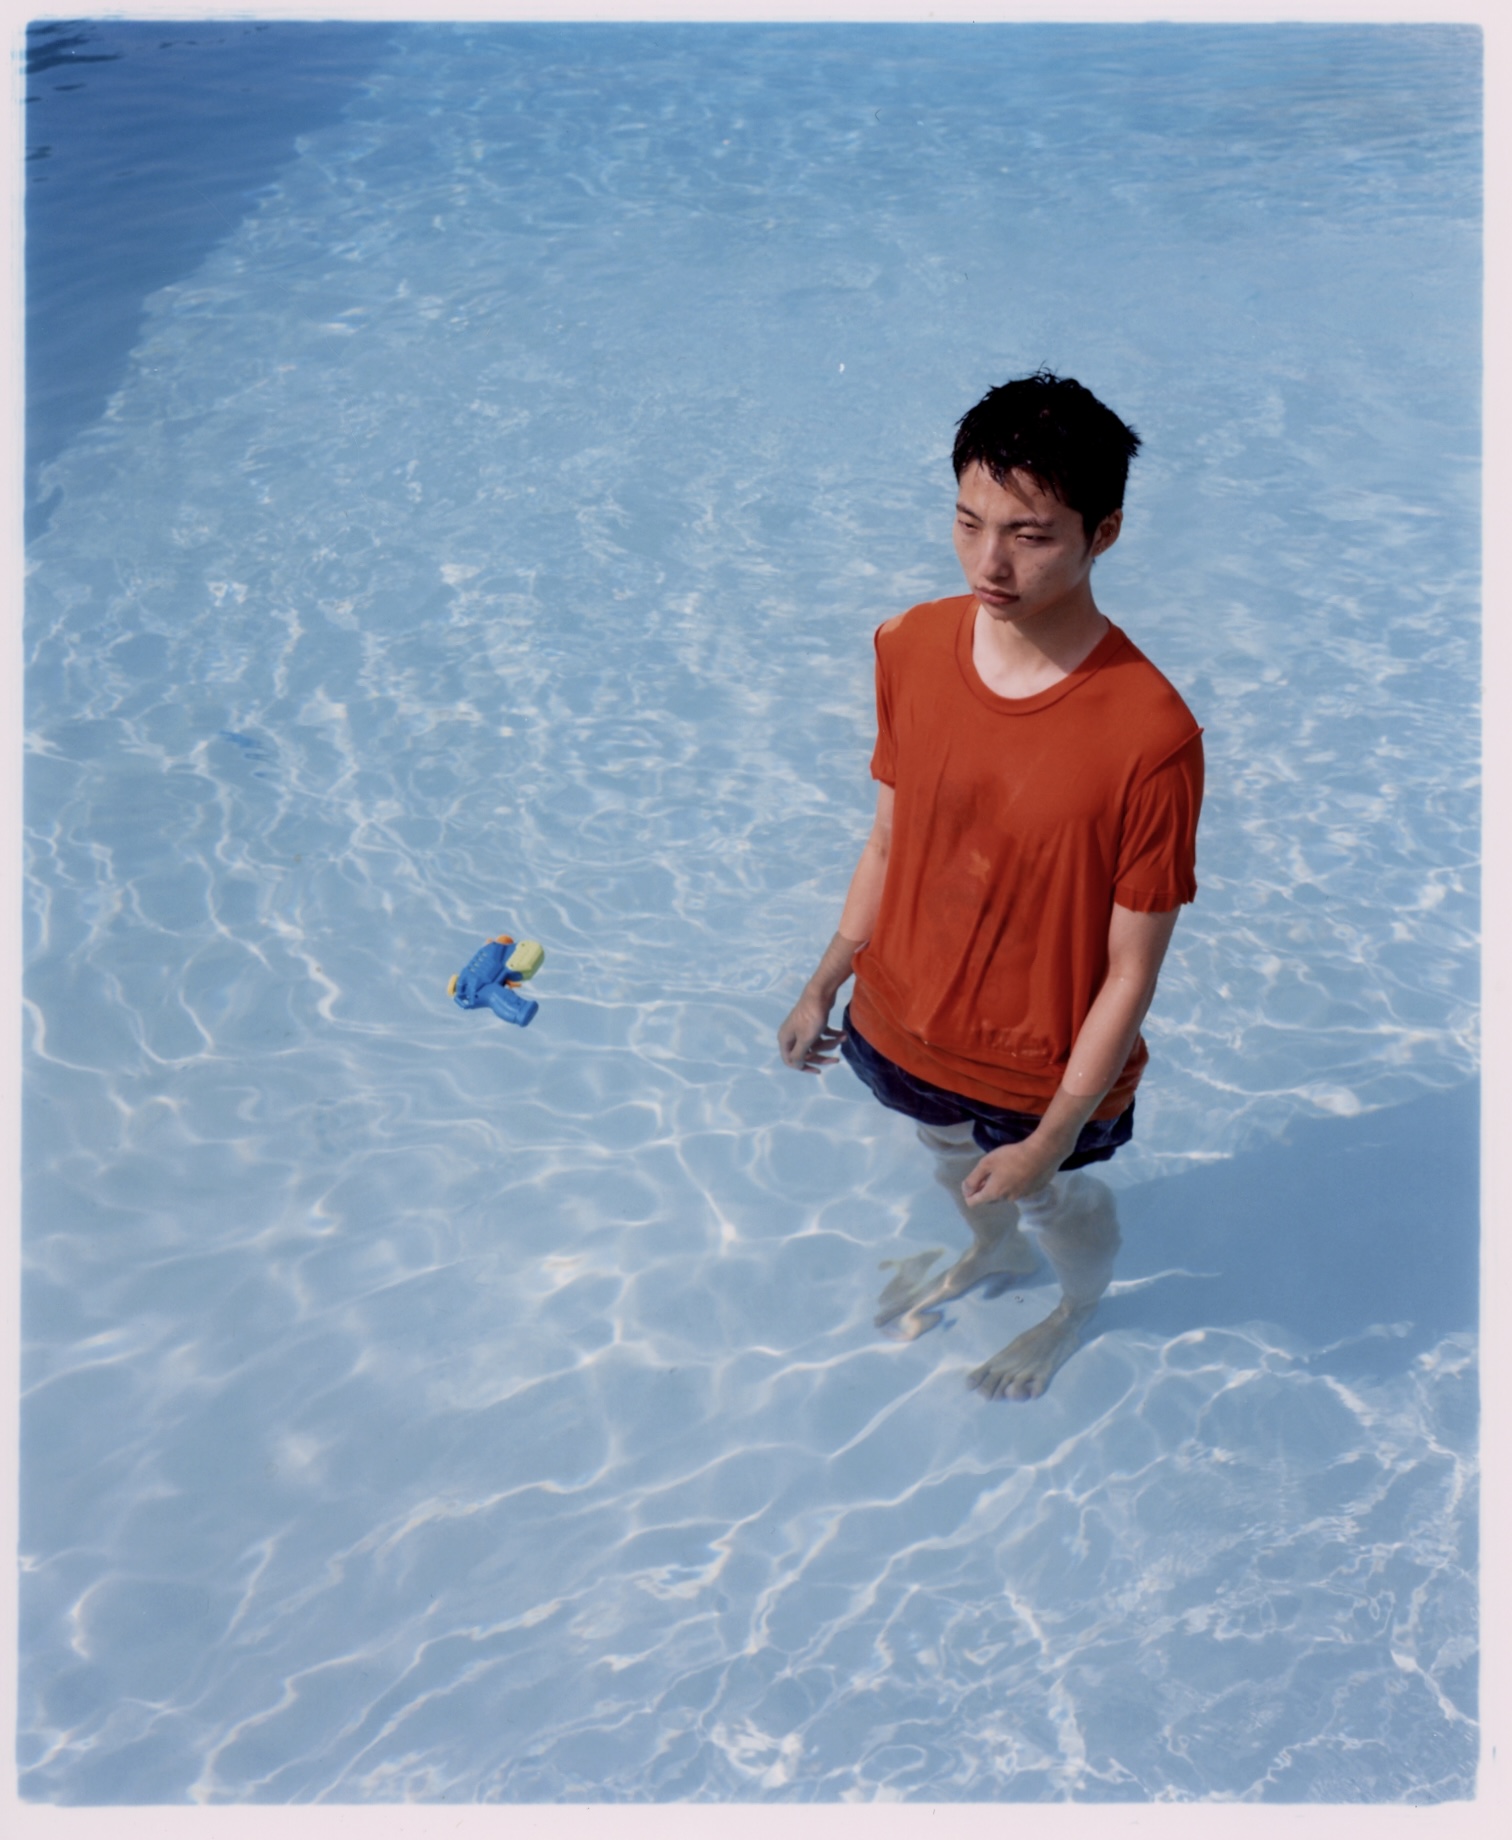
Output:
[1090, 507, 1123, 558]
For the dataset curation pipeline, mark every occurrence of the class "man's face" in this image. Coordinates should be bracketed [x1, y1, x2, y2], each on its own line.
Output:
[951, 461, 1120, 627]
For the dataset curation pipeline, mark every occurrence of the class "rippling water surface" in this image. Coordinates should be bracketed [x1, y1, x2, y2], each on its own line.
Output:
[20, 22, 1480, 1805]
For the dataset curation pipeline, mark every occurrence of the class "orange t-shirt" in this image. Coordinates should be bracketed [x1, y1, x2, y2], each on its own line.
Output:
[849, 595, 1203, 1119]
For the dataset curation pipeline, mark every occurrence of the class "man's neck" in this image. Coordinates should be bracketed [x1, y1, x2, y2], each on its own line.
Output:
[971, 595, 1110, 701]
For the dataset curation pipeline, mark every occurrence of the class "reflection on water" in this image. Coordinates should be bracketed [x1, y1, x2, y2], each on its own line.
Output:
[22, 22, 1479, 1804]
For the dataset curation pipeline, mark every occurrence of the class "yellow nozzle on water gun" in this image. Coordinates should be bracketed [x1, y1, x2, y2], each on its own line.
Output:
[506, 939, 544, 980]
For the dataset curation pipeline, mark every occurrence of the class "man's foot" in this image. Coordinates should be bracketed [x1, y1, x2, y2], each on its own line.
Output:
[875, 1232, 1040, 1337]
[967, 1298, 1093, 1400]
[875, 1250, 945, 1328]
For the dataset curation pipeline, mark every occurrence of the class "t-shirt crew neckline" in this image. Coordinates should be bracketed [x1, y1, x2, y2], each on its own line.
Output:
[956, 598, 1126, 715]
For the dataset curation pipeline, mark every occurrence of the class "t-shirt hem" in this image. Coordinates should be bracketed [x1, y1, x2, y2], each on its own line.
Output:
[849, 980, 1140, 1122]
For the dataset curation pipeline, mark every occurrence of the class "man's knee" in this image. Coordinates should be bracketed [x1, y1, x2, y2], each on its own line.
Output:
[1031, 1176, 1121, 1266]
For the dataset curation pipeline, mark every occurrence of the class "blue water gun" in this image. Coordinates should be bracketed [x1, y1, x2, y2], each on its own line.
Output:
[449, 933, 545, 1027]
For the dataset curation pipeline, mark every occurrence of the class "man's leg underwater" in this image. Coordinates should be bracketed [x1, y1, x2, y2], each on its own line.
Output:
[876, 1120, 1040, 1338]
[968, 1173, 1122, 1401]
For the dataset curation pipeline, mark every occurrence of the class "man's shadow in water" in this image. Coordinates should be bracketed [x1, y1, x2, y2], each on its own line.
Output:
[1102, 1080, 1478, 1383]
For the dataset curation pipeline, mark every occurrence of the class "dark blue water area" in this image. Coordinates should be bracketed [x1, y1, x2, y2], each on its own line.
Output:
[24, 16, 397, 540]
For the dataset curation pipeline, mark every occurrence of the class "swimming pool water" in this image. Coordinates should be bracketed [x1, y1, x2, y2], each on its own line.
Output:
[23, 16, 394, 539]
[20, 21, 1481, 1804]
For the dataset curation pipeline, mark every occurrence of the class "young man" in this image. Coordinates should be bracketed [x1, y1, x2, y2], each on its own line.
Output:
[778, 371, 1203, 1401]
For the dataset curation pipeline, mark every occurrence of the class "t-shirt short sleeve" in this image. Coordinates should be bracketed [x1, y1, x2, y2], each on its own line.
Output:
[1113, 729, 1205, 911]
[869, 622, 899, 786]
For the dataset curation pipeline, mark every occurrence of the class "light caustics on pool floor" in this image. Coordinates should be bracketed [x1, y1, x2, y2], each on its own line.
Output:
[21, 25, 1479, 1803]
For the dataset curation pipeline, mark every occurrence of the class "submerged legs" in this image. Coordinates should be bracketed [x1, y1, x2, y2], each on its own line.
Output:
[876, 1121, 1123, 1399]
[967, 1175, 1122, 1401]
[875, 1122, 1040, 1338]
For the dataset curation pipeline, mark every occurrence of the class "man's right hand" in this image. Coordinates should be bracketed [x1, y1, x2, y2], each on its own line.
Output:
[777, 993, 844, 1072]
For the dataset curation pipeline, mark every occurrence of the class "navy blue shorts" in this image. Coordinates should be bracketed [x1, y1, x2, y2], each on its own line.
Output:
[840, 1007, 1133, 1169]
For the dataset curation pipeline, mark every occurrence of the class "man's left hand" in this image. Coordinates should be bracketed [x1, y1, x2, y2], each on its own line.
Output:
[961, 1135, 1071, 1206]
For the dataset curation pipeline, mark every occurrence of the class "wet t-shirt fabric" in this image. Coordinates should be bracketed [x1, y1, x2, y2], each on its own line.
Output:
[850, 595, 1204, 1118]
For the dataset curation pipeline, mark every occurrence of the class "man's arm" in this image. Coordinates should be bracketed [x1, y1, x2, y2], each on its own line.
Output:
[777, 784, 894, 1071]
[961, 902, 1181, 1204]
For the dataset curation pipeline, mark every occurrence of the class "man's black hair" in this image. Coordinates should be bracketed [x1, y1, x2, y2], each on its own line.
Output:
[952, 369, 1141, 540]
